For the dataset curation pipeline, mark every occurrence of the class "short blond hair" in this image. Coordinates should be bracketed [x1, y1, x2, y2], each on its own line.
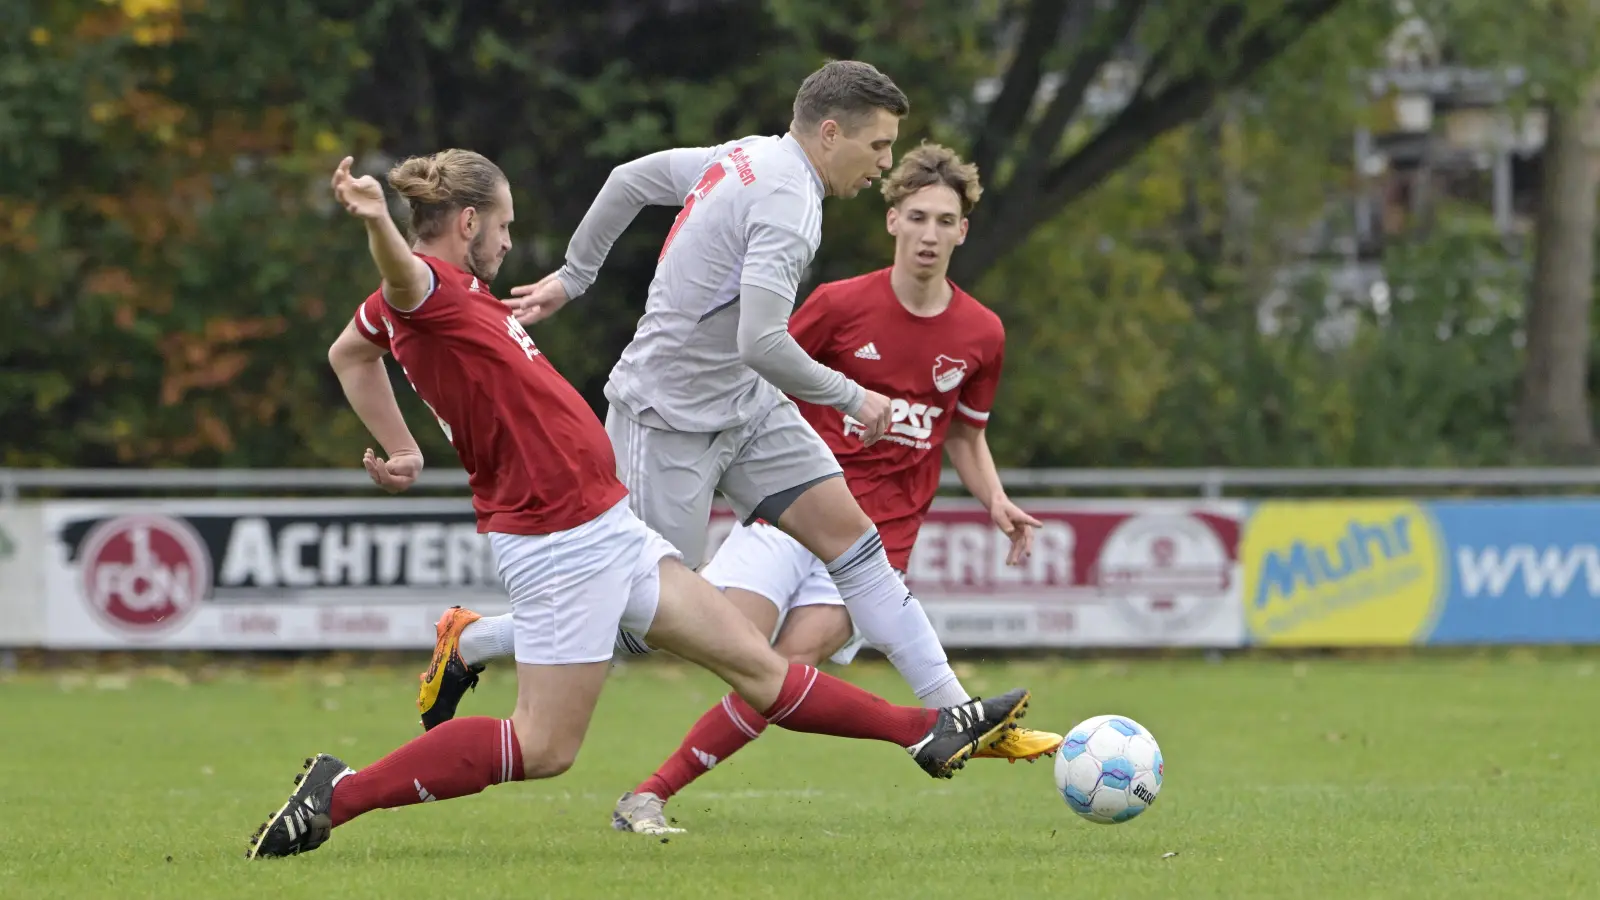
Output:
[879, 143, 982, 215]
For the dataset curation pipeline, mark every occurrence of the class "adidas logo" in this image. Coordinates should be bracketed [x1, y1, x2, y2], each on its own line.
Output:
[692, 747, 719, 770]
[854, 342, 880, 360]
[414, 779, 436, 802]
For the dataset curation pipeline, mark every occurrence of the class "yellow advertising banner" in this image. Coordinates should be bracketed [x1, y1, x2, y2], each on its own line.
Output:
[1243, 501, 1449, 646]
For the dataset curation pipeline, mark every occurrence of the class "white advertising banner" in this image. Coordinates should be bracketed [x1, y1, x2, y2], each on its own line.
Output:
[29, 496, 1245, 650]
[0, 503, 47, 646]
[37, 498, 507, 649]
[705, 498, 1244, 649]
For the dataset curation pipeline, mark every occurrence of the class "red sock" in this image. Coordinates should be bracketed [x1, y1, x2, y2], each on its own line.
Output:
[637, 695, 767, 800]
[329, 717, 523, 827]
[765, 663, 937, 746]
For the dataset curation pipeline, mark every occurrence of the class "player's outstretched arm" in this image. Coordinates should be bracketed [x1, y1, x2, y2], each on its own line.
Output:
[505, 147, 721, 326]
[946, 422, 1039, 565]
[330, 156, 432, 311]
[551, 147, 722, 301]
[328, 320, 423, 493]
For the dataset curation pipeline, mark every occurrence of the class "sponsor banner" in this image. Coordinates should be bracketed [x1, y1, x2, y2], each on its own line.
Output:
[0, 503, 47, 645]
[711, 499, 1247, 648]
[1428, 499, 1600, 643]
[39, 498, 508, 649]
[1243, 500, 1446, 646]
[34, 496, 1244, 650]
[1243, 498, 1600, 646]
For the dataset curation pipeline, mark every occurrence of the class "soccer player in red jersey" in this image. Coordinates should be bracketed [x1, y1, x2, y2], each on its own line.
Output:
[417, 145, 1065, 834]
[244, 151, 1033, 859]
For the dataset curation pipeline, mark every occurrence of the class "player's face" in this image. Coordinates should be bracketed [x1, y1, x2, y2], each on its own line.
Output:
[827, 108, 900, 198]
[886, 184, 967, 279]
[465, 181, 515, 282]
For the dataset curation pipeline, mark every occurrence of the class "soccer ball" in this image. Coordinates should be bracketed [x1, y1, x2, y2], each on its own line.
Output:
[1053, 714, 1163, 824]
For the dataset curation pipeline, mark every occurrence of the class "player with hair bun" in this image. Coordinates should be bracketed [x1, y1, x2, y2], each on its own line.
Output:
[244, 148, 1033, 859]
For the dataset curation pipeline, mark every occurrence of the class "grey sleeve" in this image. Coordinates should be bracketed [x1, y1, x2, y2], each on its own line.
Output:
[739, 184, 815, 300]
[555, 146, 718, 299]
[736, 283, 866, 415]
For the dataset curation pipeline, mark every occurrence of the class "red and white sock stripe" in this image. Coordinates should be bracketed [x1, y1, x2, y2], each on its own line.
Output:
[764, 665, 819, 725]
[720, 695, 764, 739]
[499, 719, 514, 784]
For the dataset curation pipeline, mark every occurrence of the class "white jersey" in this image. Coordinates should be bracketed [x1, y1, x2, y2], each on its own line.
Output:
[604, 134, 826, 433]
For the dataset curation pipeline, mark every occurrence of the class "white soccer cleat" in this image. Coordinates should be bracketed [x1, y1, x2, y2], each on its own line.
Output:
[610, 791, 687, 835]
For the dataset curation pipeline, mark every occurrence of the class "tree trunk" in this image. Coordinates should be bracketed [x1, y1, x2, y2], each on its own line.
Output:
[1517, 87, 1600, 457]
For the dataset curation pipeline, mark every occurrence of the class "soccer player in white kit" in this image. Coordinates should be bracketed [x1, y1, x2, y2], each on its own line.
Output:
[430, 62, 999, 722]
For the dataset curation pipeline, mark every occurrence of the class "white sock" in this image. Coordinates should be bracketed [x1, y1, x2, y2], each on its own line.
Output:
[457, 613, 515, 666]
[825, 527, 959, 700]
[916, 675, 972, 709]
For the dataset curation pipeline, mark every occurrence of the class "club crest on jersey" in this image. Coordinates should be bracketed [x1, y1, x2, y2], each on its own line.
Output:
[932, 355, 968, 393]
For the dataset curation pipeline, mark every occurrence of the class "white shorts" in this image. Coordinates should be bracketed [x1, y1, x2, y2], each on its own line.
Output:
[699, 520, 868, 666]
[489, 499, 680, 666]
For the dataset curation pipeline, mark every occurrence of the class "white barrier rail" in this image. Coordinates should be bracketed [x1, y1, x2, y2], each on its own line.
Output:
[5, 466, 1600, 500]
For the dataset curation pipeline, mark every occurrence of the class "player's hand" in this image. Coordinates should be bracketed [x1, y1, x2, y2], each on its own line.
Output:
[990, 498, 1042, 566]
[505, 274, 571, 326]
[363, 447, 422, 494]
[331, 156, 389, 221]
[852, 390, 893, 445]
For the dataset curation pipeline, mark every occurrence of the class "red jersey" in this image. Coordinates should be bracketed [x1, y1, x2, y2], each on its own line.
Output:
[789, 268, 1005, 569]
[352, 254, 627, 535]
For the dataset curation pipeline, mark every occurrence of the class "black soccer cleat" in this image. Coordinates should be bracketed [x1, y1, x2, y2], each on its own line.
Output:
[908, 688, 1032, 779]
[245, 753, 353, 859]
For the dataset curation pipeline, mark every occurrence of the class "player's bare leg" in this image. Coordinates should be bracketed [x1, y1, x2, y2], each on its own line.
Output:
[720, 586, 783, 640]
[610, 557, 1032, 835]
[412, 587, 781, 736]
[770, 604, 856, 664]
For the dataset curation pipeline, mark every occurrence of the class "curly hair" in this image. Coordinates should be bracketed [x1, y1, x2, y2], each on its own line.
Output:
[879, 143, 981, 215]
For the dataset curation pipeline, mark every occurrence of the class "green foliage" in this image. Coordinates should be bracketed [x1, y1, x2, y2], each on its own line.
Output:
[2, 0, 1580, 472]
[0, 0, 427, 467]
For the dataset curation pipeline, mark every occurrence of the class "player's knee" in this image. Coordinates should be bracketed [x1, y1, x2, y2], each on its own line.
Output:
[777, 478, 874, 559]
[772, 624, 833, 666]
[518, 740, 579, 779]
[510, 717, 580, 780]
[780, 646, 826, 666]
[773, 608, 853, 665]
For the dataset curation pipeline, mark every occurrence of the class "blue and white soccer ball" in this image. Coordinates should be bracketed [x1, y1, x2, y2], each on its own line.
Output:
[1053, 714, 1164, 824]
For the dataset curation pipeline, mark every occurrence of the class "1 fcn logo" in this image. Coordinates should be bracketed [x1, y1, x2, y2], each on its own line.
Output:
[78, 514, 211, 636]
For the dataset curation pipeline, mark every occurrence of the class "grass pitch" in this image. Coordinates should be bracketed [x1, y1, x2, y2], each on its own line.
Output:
[1, 651, 1597, 899]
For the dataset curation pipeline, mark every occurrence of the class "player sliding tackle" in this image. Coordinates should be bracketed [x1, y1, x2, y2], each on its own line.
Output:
[416, 136, 1064, 833]
[245, 150, 1033, 859]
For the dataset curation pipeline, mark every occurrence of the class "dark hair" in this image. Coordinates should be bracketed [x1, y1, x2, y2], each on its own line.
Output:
[881, 142, 982, 215]
[792, 60, 910, 133]
[386, 149, 506, 242]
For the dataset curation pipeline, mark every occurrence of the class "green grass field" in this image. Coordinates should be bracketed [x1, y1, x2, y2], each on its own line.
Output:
[2, 651, 1597, 899]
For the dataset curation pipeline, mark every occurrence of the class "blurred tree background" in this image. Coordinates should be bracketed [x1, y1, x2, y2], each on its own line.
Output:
[4, 0, 1599, 470]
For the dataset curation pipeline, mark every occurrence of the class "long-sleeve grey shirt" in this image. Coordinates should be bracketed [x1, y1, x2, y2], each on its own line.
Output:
[554, 134, 864, 432]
